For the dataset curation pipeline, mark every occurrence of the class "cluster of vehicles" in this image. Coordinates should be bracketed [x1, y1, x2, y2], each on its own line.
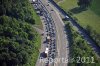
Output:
[43, 18, 56, 66]
[32, 0, 57, 65]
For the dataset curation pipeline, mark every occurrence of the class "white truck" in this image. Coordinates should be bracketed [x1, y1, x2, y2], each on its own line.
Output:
[44, 47, 49, 57]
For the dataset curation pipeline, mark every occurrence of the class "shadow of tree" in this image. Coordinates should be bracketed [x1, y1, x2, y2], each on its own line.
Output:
[69, 7, 87, 14]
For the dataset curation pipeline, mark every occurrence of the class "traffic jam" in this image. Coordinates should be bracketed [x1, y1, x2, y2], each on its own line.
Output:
[32, 0, 57, 66]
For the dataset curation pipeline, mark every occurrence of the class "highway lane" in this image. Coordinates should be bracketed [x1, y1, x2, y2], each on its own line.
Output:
[40, 0, 69, 66]
[35, 13, 56, 66]
[30, 0, 69, 66]
[32, 1, 57, 66]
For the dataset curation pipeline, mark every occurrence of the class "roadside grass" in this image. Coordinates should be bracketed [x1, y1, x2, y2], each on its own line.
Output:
[58, 0, 77, 11]
[55, 0, 100, 34]
[31, 5, 43, 29]
[74, 10, 100, 33]
[54, 0, 62, 3]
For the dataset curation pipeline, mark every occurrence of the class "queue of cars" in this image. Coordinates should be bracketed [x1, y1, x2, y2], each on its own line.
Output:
[32, 0, 57, 66]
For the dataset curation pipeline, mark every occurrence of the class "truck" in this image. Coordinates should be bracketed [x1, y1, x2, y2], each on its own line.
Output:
[44, 47, 49, 57]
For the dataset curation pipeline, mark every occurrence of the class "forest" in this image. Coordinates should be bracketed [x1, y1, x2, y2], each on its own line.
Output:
[0, 0, 41, 66]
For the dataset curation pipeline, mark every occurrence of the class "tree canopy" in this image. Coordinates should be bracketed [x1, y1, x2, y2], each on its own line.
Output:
[0, 0, 35, 24]
[77, 0, 92, 8]
[0, 0, 41, 66]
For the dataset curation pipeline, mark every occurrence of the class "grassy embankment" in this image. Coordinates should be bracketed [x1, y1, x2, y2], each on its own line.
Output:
[55, 0, 100, 33]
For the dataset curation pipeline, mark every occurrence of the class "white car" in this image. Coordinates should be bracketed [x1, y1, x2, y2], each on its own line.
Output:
[32, 0, 35, 2]
[45, 47, 49, 55]
[65, 15, 69, 19]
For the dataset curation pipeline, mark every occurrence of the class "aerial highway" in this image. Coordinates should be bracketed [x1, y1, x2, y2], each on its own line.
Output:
[30, 0, 69, 66]
[31, 0, 57, 66]
[40, 0, 69, 66]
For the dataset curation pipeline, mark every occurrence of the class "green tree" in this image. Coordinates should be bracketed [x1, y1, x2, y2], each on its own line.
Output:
[77, 0, 92, 9]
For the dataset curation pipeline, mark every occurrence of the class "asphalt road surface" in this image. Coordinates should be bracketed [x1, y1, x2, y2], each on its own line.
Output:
[30, 0, 69, 66]
[32, 1, 57, 66]
[40, 0, 69, 66]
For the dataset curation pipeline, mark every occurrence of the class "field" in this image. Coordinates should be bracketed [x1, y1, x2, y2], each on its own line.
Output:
[54, 0, 100, 34]
[54, 0, 60, 3]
